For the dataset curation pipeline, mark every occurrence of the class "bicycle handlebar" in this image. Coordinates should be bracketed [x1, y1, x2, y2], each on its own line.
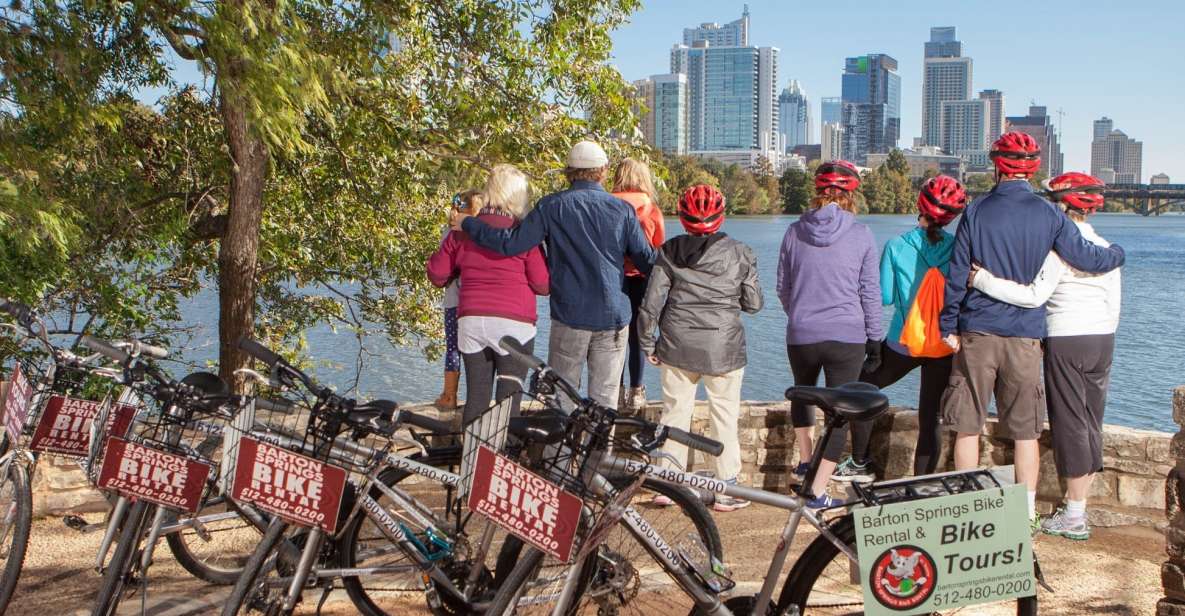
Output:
[499, 335, 585, 403]
[238, 337, 283, 369]
[397, 410, 452, 435]
[666, 426, 724, 457]
[132, 340, 169, 360]
[81, 334, 131, 364]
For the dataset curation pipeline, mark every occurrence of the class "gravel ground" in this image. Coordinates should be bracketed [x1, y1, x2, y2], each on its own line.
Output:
[7, 505, 1163, 615]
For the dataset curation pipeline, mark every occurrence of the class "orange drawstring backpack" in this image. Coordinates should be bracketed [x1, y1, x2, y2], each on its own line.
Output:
[899, 267, 954, 358]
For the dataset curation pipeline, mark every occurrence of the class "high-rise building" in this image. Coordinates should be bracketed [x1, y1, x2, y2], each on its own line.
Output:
[820, 96, 841, 139]
[1091, 124, 1143, 184]
[1093, 117, 1114, 142]
[979, 89, 1005, 143]
[840, 54, 900, 163]
[1005, 105, 1063, 176]
[632, 74, 689, 155]
[778, 80, 811, 150]
[821, 122, 844, 162]
[632, 78, 656, 146]
[940, 98, 989, 158]
[1151, 173, 1171, 185]
[921, 27, 972, 147]
[683, 4, 749, 47]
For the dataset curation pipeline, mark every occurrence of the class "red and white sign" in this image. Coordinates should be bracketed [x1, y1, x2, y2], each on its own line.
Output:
[3, 363, 33, 442]
[230, 436, 347, 533]
[29, 396, 135, 456]
[97, 437, 211, 513]
[467, 445, 582, 563]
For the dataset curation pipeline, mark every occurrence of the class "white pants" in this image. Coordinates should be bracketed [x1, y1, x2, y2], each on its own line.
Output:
[658, 364, 744, 482]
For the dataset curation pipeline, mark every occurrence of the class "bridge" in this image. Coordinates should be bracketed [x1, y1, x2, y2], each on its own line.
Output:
[966, 183, 1185, 215]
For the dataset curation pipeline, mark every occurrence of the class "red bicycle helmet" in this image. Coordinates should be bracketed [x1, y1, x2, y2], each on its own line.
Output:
[989, 131, 1041, 175]
[814, 160, 861, 193]
[917, 175, 968, 226]
[678, 184, 725, 235]
[1046, 172, 1105, 213]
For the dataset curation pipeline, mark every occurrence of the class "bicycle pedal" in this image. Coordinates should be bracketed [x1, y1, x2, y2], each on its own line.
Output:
[63, 515, 88, 531]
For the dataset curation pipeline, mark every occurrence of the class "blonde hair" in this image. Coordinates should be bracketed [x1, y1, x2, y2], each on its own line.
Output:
[612, 158, 659, 204]
[484, 164, 532, 219]
[457, 189, 485, 214]
[811, 188, 858, 213]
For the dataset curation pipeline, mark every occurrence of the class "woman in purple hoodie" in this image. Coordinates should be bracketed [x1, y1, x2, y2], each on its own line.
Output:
[776, 160, 883, 509]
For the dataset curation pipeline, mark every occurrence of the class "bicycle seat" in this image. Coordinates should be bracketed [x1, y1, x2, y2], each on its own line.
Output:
[507, 410, 568, 445]
[784, 382, 889, 422]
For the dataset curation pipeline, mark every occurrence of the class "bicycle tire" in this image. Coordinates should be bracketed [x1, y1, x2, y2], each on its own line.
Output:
[91, 500, 152, 616]
[220, 517, 292, 616]
[777, 515, 1038, 615]
[165, 495, 266, 585]
[339, 449, 486, 616]
[486, 478, 721, 615]
[0, 459, 32, 615]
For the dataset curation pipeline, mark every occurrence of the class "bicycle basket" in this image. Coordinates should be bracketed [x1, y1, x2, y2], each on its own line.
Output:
[4, 358, 126, 457]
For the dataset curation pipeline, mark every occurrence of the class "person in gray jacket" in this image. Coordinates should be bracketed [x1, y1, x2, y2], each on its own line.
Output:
[637, 185, 763, 512]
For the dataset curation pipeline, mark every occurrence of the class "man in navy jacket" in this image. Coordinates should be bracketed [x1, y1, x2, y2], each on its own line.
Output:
[450, 141, 656, 409]
[939, 132, 1125, 522]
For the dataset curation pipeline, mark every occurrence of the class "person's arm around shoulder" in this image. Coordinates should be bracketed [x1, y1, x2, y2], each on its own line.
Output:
[971, 251, 1062, 309]
[454, 201, 548, 257]
[940, 213, 973, 348]
[1051, 209, 1125, 273]
[623, 206, 657, 275]
[637, 250, 673, 364]
[739, 243, 763, 314]
[858, 226, 884, 341]
[426, 230, 461, 288]
[524, 245, 550, 296]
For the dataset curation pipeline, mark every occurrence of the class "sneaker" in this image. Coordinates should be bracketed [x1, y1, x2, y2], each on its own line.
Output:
[652, 494, 675, 507]
[713, 494, 751, 512]
[831, 456, 874, 483]
[1040, 507, 1090, 541]
[805, 494, 843, 510]
[793, 462, 810, 479]
[629, 385, 647, 411]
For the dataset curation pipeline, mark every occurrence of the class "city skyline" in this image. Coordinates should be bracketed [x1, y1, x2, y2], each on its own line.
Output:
[608, 0, 1183, 182]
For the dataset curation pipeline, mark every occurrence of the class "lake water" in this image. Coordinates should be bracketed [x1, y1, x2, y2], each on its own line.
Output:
[176, 214, 1185, 433]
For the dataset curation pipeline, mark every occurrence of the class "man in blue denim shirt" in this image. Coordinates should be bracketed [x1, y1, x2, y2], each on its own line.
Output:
[450, 141, 657, 408]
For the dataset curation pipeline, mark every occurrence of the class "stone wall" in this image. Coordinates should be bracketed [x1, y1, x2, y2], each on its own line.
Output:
[1158, 387, 1185, 615]
[20, 400, 1172, 525]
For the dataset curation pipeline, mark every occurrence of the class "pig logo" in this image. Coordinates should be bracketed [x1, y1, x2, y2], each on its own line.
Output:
[869, 545, 937, 610]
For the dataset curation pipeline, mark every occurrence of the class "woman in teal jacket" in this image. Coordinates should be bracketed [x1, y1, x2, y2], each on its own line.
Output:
[843, 176, 968, 478]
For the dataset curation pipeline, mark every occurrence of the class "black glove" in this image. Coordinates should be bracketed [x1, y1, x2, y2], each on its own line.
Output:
[862, 339, 883, 374]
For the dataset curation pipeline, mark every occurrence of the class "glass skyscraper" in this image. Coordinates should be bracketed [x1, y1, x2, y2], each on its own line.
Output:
[840, 54, 900, 163]
[778, 80, 811, 151]
[922, 27, 973, 147]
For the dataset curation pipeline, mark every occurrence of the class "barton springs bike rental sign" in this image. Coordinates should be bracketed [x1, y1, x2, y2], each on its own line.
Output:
[853, 483, 1034, 615]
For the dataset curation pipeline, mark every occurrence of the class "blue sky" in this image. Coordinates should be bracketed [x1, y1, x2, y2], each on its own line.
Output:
[608, 0, 1185, 182]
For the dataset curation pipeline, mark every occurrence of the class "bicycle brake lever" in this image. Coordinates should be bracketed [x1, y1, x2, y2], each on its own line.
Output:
[234, 367, 285, 390]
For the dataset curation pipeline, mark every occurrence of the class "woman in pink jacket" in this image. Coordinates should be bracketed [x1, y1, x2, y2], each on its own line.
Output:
[427, 165, 549, 424]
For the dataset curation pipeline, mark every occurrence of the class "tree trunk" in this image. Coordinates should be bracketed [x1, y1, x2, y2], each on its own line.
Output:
[217, 93, 269, 391]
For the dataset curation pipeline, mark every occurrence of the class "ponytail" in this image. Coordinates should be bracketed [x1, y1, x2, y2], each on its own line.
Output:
[924, 220, 944, 245]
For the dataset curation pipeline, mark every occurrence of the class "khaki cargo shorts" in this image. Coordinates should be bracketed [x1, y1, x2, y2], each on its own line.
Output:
[940, 332, 1046, 440]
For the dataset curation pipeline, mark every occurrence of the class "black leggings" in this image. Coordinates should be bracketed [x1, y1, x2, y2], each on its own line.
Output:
[461, 337, 534, 425]
[623, 276, 648, 388]
[858, 342, 953, 475]
[788, 341, 865, 464]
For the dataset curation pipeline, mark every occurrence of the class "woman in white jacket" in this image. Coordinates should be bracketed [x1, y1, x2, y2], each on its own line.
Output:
[969, 172, 1120, 541]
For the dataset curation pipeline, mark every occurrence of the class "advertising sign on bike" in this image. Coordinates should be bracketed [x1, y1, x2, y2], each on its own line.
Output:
[467, 444, 582, 563]
[2, 363, 33, 441]
[29, 396, 133, 457]
[97, 437, 211, 513]
[230, 436, 348, 533]
[853, 483, 1034, 615]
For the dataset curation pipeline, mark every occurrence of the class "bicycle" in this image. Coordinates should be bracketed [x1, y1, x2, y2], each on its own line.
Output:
[222, 337, 721, 616]
[487, 336, 1041, 615]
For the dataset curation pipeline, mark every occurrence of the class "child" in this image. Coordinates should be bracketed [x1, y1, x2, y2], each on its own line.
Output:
[637, 184, 763, 512]
[433, 189, 484, 410]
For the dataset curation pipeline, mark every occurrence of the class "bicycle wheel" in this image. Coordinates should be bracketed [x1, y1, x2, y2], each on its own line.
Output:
[487, 478, 721, 615]
[91, 500, 152, 616]
[165, 494, 267, 585]
[0, 458, 32, 614]
[339, 449, 495, 616]
[777, 515, 1038, 615]
[220, 517, 294, 616]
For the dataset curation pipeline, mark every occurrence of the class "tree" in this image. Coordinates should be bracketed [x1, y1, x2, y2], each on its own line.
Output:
[721, 170, 769, 215]
[1, 1, 643, 387]
[778, 168, 813, 214]
[885, 149, 911, 176]
[751, 155, 780, 210]
[965, 173, 995, 194]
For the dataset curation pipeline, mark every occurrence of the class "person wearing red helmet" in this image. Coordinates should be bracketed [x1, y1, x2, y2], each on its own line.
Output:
[969, 172, 1120, 540]
[843, 176, 968, 482]
[637, 184, 763, 512]
[940, 132, 1125, 525]
[777, 161, 883, 508]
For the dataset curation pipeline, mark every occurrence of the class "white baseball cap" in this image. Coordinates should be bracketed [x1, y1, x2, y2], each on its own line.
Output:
[566, 140, 609, 169]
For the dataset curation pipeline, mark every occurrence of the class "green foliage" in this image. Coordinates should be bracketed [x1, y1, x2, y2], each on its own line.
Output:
[885, 149, 910, 176]
[778, 168, 814, 214]
[965, 172, 995, 194]
[859, 158, 915, 214]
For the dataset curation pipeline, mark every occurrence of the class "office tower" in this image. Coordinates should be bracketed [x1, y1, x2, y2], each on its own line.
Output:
[758, 47, 780, 151]
[922, 27, 972, 147]
[1151, 173, 1170, 185]
[840, 54, 900, 163]
[683, 5, 749, 47]
[779, 80, 811, 150]
[670, 36, 778, 153]
[978, 89, 1005, 143]
[632, 78, 656, 146]
[633, 74, 689, 155]
[1091, 124, 1143, 184]
[820, 96, 841, 139]
[1093, 117, 1114, 142]
[1005, 105, 1063, 176]
[940, 98, 989, 158]
[821, 122, 844, 162]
